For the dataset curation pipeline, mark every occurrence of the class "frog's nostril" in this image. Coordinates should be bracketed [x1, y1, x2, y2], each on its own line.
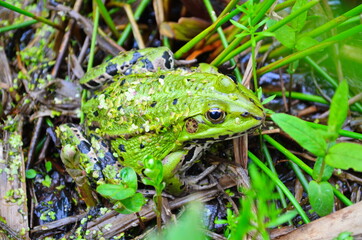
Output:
[241, 112, 250, 117]
[253, 116, 263, 120]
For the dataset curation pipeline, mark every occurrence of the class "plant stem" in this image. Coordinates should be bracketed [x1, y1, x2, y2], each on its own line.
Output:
[304, 57, 362, 112]
[174, 8, 241, 59]
[289, 161, 309, 191]
[156, 194, 162, 230]
[262, 143, 292, 225]
[257, 23, 362, 76]
[263, 135, 353, 206]
[212, 0, 319, 66]
[0, 19, 37, 33]
[95, 0, 120, 38]
[211, 0, 276, 66]
[0, 1, 62, 30]
[306, 122, 362, 140]
[317, 157, 326, 183]
[268, 4, 362, 59]
[248, 151, 310, 224]
[202, 0, 242, 82]
[117, 0, 150, 45]
[80, 4, 100, 124]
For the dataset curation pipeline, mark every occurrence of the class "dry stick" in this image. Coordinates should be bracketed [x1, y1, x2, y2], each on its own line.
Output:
[311, 70, 332, 103]
[78, 36, 90, 64]
[38, 136, 51, 163]
[233, 136, 249, 170]
[0, 221, 22, 240]
[26, 117, 44, 169]
[241, 41, 262, 87]
[287, 72, 293, 114]
[48, 4, 123, 55]
[153, 0, 164, 26]
[234, 41, 263, 169]
[279, 68, 289, 112]
[319, 92, 362, 119]
[0, 50, 29, 238]
[273, 200, 362, 239]
[107, 1, 146, 49]
[51, 0, 83, 78]
[123, 4, 145, 49]
[32, 189, 220, 237]
[197, 162, 239, 214]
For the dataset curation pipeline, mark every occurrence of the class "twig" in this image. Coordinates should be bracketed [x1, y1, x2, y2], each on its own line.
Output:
[48, 4, 123, 55]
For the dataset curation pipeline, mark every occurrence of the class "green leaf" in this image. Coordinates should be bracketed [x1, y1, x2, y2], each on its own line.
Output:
[274, 25, 296, 49]
[159, 202, 205, 240]
[116, 193, 146, 214]
[257, 31, 275, 38]
[266, 210, 298, 228]
[143, 157, 163, 183]
[334, 231, 353, 240]
[328, 80, 349, 137]
[25, 169, 37, 179]
[45, 161, 52, 173]
[290, 0, 308, 32]
[255, 18, 269, 29]
[271, 113, 327, 156]
[256, 87, 263, 100]
[287, 60, 299, 75]
[230, 20, 248, 31]
[142, 156, 165, 193]
[312, 157, 334, 181]
[120, 167, 138, 190]
[42, 175, 52, 188]
[295, 36, 319, 51]
[261, 94, 276, 105]
[96, 184, 135, 200]
[308, 180, 334, 216]
[235, 33, 250, 39]
[325, 142, 362, 171]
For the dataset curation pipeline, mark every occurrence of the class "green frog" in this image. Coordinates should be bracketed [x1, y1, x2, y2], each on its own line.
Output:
[56, 47, 264, 196]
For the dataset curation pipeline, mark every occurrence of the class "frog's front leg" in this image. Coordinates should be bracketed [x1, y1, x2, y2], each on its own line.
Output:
[161, 146, 216, 195]
[57, 124, 105, 180]
[56, 124, 122, 206]
[59, 144, 98, 207]
[161, 151, 188, 194]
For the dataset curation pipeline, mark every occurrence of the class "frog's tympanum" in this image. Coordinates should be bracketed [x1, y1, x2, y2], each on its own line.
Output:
[57, 47, 264, 195]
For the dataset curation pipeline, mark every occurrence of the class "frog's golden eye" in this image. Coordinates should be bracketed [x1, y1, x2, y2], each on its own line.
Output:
[206, 108, 226, 124]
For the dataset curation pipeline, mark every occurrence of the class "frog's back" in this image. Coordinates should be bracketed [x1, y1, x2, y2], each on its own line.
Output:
[80, 47, 174, 90]
[83, 69, 263, 141]
[83, 70, 205, 136]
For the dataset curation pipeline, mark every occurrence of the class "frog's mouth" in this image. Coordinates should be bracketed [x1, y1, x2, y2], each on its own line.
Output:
[184, 123, 262, 145]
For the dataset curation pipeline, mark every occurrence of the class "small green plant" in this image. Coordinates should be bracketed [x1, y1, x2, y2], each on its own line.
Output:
[269, 0, 315, 51]
[333, 231, 353, 240]
[271, 80, 362, 216]
[96, 167, 146, 214]
[40, 161, 53, 187]
[26, 161, 53, 187]
[216, 163, 297, 239]
[147, 202, 205, 240]
[25, 169, 37, 179]
[142, 156, 166, 230]
[230, 1, 274, 88]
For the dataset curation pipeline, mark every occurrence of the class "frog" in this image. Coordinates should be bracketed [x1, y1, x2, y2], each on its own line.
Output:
[56, 47, 265, 197]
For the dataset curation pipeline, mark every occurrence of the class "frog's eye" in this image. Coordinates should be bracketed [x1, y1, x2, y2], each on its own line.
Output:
[206, 108, 226, 124]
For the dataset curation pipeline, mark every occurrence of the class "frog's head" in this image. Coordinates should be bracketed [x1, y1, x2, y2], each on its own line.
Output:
[178, 74, 264, 144]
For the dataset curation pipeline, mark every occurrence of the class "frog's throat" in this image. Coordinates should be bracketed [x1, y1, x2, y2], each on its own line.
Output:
[184, 123, 261, 145]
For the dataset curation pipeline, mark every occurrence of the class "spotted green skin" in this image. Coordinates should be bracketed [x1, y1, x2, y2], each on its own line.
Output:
[80, 46, 174, 90]
[58, 47, 264, 195]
